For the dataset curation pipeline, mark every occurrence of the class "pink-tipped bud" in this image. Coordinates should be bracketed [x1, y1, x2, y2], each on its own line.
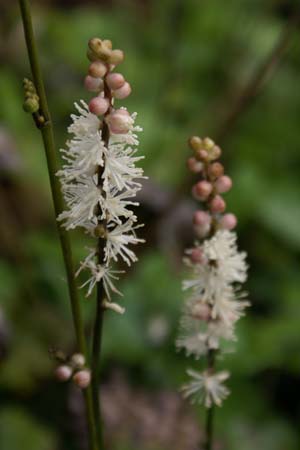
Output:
[186, 157, 203, 173]
[208, 162, 224, 179]
[106, 73, 125, 90]
[114, 82, 131, 99]
[191, 303, 211, 321]
[190, 248, 206, 264]
[219, 213, 237, 230]
[195, 149, 208, 161]
[88, 61, 108, 78]
[193, 211, 211, 237]
[73, 370, 91, 389]
[193, 210, 211, 226]
[55, 365, 72, 382]
[210, 195, 226, 213]
[193, 180, 213, 200]
[215, 175, 232, 193]
[105, 108, 133, 134]
[84, 75, 103, 92]
[88, 97, 109, 115]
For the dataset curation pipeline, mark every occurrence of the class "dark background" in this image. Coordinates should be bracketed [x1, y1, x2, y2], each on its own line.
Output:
[1, 0, 300, 449]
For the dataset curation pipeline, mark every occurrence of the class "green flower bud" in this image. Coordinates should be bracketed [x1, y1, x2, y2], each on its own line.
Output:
[23, 96, 39, 113]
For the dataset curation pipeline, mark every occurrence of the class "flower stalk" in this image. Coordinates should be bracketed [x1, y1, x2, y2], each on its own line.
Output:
[18, 1, 98, 449]
[177, 136, 249, 448]
[57, 37, 144, 445]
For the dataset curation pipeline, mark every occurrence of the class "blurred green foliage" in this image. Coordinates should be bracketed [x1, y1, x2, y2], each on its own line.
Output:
[1, 0, 300, 449]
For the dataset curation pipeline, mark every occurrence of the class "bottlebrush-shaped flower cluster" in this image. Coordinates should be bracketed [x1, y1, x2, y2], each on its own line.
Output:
[57, 38, 144, 312]
[177, 136, 249, 407]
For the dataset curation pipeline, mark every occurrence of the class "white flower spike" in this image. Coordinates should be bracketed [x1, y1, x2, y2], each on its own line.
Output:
[177, 136, 249, 407]
[57, 39, 145, 312]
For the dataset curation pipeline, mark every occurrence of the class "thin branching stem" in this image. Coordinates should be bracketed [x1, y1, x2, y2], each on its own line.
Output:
[18, 1, 98, 449]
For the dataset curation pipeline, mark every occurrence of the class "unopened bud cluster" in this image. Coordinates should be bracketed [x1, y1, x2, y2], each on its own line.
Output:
[177, 136, 249, 408]
[23, 78, 39, 113]
[187, 136, 236, 236]
[85, 38, 132, 133]
[54, 353, 91, 389]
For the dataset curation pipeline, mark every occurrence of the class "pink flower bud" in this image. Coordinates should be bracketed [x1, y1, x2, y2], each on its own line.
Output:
[114, 82, 131, 99]
[73, 370, 91, 389]
[84, 75, 103, 92]
[219, 213, 237, 230]
[55, 365, 72, 382]
[193, 210, 211, 226]
[186, 157, 203, 173]
[193, 180, 213, 200]
[106, 73, 125, 90]
[191, 303, 211, 321]
[71, 353, 85, 367]
[193, 211, 211, 237]
[195, 149, 208, 161]
[190, 248, 206, 264]
[105, 108, 133, 134]
[88, 97, 109, 115]
[210, 195, 226, 213]
[208, 162, 224, 179]
[88, 61, 108, 78]
[215, 175, 232, 193]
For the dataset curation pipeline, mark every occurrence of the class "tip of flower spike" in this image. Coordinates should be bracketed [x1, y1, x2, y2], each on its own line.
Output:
[87, 37, 124, 65]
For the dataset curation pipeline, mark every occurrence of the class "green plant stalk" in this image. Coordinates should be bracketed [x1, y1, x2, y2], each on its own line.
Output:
[204, 350, 216, 450]
[91, 281, 105, 446]
[18, 1, 99, 449]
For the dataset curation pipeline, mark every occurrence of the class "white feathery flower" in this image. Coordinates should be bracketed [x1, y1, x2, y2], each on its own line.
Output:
[102, 144, 144, 191]
[68, 101, 100, 137]
[105, 220, 145, 266]
[58, 132, 105, 181]
[183, 231, 247, 306]
[103, 188, 138, 224]
[176, 306, 235, 358]
[58, 176, 101, 230]
[210, 286, 249, 325]
[57, 100, 144, 299]
[76, 251, 124, 300]
[181, 369, 230, 407]
[203, 230, 247, 284]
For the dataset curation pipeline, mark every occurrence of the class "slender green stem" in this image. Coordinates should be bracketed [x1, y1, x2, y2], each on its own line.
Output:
[204, 406, 214, 450]
[204, 350, 216, 450]
[91, 282, 105, 446]
[18, 1, 98, 449]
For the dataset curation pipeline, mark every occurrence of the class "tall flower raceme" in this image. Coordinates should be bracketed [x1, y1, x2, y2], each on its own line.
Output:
[176, 136, 249, 444]
[57, 38, 144, 316]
